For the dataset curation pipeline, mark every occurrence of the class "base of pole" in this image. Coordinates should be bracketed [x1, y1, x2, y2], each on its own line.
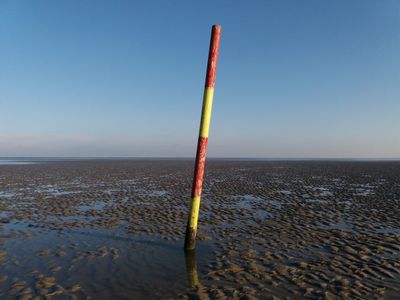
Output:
[184, 248, 200, 288]
[184, 226, 197, 250]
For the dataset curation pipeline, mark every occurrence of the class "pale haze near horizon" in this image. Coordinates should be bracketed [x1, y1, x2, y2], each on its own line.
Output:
[1, 1, 399, 158]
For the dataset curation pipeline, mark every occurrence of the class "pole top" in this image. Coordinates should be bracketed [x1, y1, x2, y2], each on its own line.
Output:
[206, 25, 221, 88]
[212, 25, 221, 35]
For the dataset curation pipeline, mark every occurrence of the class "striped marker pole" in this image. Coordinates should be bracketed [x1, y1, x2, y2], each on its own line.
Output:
[184, 25, 221, 251]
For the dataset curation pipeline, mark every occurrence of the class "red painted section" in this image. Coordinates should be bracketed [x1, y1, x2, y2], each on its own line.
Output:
[191, 136, 208, 197]
[205, 25, 221, 88]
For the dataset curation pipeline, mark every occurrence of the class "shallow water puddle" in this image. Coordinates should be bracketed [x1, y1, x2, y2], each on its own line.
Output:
[0, 211, 10, 218]
[0, 160, 38, 165]
[0, 191, 20, 199]
[0, 222, 214, 299]
[148, 190, 169, 197]
[231, 194, 282, 209]
[318, 219, 354, 232]
[78, 200, 114, 212]
[376, 227, 400, 235]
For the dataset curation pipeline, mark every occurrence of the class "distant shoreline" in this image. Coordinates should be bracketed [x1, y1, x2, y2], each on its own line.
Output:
[1, 157, 400, 162]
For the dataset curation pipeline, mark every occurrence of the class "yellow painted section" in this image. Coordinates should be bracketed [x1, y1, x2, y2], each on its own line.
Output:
[199, 87, 214, 138]
[188, 196, 201, 229]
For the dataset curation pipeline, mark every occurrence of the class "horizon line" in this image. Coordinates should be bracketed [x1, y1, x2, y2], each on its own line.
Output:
[1, 156, 400, 161]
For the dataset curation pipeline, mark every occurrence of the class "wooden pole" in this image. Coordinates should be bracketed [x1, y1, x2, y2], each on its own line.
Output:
[184, 25, 221, 251]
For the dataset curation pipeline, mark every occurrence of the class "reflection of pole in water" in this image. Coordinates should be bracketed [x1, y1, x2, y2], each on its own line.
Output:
[184, 250, 201, 289]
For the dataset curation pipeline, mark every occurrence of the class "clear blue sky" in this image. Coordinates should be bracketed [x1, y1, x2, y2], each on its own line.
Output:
[1, 0, 399, 158]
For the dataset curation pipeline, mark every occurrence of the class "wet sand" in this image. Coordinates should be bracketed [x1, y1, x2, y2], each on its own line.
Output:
[0, 159, 399, 299]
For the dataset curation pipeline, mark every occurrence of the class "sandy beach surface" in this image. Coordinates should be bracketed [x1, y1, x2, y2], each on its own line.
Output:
[0, 159, 399, 299]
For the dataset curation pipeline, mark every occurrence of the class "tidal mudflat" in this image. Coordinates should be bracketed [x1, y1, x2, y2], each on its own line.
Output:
[0, 160, 399, 299]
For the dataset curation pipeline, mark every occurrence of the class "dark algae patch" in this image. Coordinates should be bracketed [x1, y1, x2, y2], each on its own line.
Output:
[0, 160, 400, 299]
